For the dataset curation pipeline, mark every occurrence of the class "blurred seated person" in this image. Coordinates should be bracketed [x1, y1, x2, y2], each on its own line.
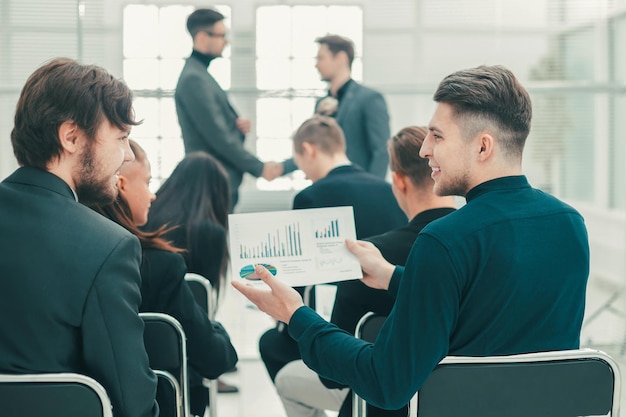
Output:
[145, 151, 229, 303]
[274, 126, 456, 417]
[92, 140, 238, 416]
[259, 116, 407, 385]
[144, 150, 239, 394]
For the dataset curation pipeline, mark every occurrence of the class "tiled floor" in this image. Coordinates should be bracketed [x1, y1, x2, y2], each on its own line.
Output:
[213, 273, 626, 417]
[214, 290, 287, 417]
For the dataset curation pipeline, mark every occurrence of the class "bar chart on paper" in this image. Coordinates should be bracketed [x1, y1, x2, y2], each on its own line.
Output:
[228, 207, 362, 286]
[314, 218, 339, 240]
[238, 222, 303, 259]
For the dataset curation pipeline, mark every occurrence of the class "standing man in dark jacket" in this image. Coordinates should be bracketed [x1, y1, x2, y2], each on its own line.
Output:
[282, 35, 391, 179]
[175, 8, 282, 210]
[0, 58, 158, 417]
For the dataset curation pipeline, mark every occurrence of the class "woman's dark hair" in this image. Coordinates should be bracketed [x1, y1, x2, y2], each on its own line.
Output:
[145, 152, 231, 298]
[91, 140, 182, 253]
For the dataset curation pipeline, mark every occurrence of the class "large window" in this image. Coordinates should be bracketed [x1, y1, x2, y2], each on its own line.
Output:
[255, 5, 363, 190]
[611, 14, 626, 210]
[122, 4, 231, 190]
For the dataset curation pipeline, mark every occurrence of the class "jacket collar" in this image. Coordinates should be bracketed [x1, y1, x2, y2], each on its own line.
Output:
[4, 167, 77, 201]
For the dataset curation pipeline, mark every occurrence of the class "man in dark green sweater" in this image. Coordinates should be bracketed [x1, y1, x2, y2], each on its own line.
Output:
[233, 65, 590, 410]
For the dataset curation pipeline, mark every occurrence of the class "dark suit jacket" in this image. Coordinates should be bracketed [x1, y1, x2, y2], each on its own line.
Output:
[284, 80, 391, 178]
[0, 167, 158, 417]
[258, 165, 406, 380]
[327, 80, 390, 178]
[175, 53, 264, 206]
[293, 165, 406, 239]
[140, 248, 238, 379]
[140, 248, 238, 414]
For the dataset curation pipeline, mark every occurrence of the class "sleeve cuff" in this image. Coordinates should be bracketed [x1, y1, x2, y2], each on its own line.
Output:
[282, 158, 298, 174]
[250, 160, 265, 178]
[288, 306, 324, 340]
[387, 266, 404, 298]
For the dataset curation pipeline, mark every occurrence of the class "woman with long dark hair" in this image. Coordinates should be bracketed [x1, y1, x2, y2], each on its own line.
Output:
[144, 151, 231, 306]
[92, 140, 238, 416]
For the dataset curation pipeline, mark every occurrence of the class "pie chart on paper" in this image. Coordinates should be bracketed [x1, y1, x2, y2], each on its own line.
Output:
[239, 263, 277, 280]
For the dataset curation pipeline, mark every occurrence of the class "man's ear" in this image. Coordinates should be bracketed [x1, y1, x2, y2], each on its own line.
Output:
[117, 174, 128, 196]
[477, 133, 495, 161]
[57, 121, 82, 154]
[336, 50, 350, 67]
[301, 142, 317, 158]
[391, 171, 407, 193]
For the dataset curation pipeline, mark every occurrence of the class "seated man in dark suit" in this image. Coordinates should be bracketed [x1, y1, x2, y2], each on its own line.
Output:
[0, 58, 158, 417]
[259, 116, 407, 389]
[274, 126, 456, 417]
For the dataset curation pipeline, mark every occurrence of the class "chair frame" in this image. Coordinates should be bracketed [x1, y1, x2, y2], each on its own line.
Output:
[184, 272, 219, 417]
[414, 348, 622, 417]
[154, 369, 183, 417]
[140, 312, 190, 417]
[352, 312, 387, 417]
[0, 372, 113, 417]
[352, 312, 622, 417]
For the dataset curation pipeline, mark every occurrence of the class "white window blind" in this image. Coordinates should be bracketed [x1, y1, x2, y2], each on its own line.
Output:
[0, 0, 110, 179]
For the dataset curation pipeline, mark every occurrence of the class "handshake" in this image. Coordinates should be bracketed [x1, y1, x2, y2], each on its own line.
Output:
[237, 117, 285, 182]
[261, 161, 284, 181]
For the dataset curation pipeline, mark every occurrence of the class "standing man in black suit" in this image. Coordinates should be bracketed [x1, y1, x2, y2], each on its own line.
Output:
[314, 34, 391, 178]
[0, 58, 158, 417]
[283, 35, 391, 179]
[259, 116, 406, 386]
[175, 8, 283, 210]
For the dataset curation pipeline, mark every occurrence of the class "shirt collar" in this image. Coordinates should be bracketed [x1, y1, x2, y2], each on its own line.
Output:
[332, 78, 354, 101]
[410, 207, 457, 226]
[190, 49, 217, 68]
[465, 175, 530, 203]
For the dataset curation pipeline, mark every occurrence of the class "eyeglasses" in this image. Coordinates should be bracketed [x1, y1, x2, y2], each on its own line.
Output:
[201, 30, 228, 40]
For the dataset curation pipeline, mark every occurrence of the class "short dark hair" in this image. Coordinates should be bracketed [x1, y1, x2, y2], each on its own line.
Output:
[293, 116, 346, 155]
[433, 65, 532, 158]
[388, 126, 431, 187]
[187, 8, 224, 38]
[316, 34, 355, 68]
[11, 57, 139, 170]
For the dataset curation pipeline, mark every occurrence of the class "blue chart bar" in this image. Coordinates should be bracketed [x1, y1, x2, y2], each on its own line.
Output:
[315, 219, 339, 239]
[239, 222, 302, 259]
